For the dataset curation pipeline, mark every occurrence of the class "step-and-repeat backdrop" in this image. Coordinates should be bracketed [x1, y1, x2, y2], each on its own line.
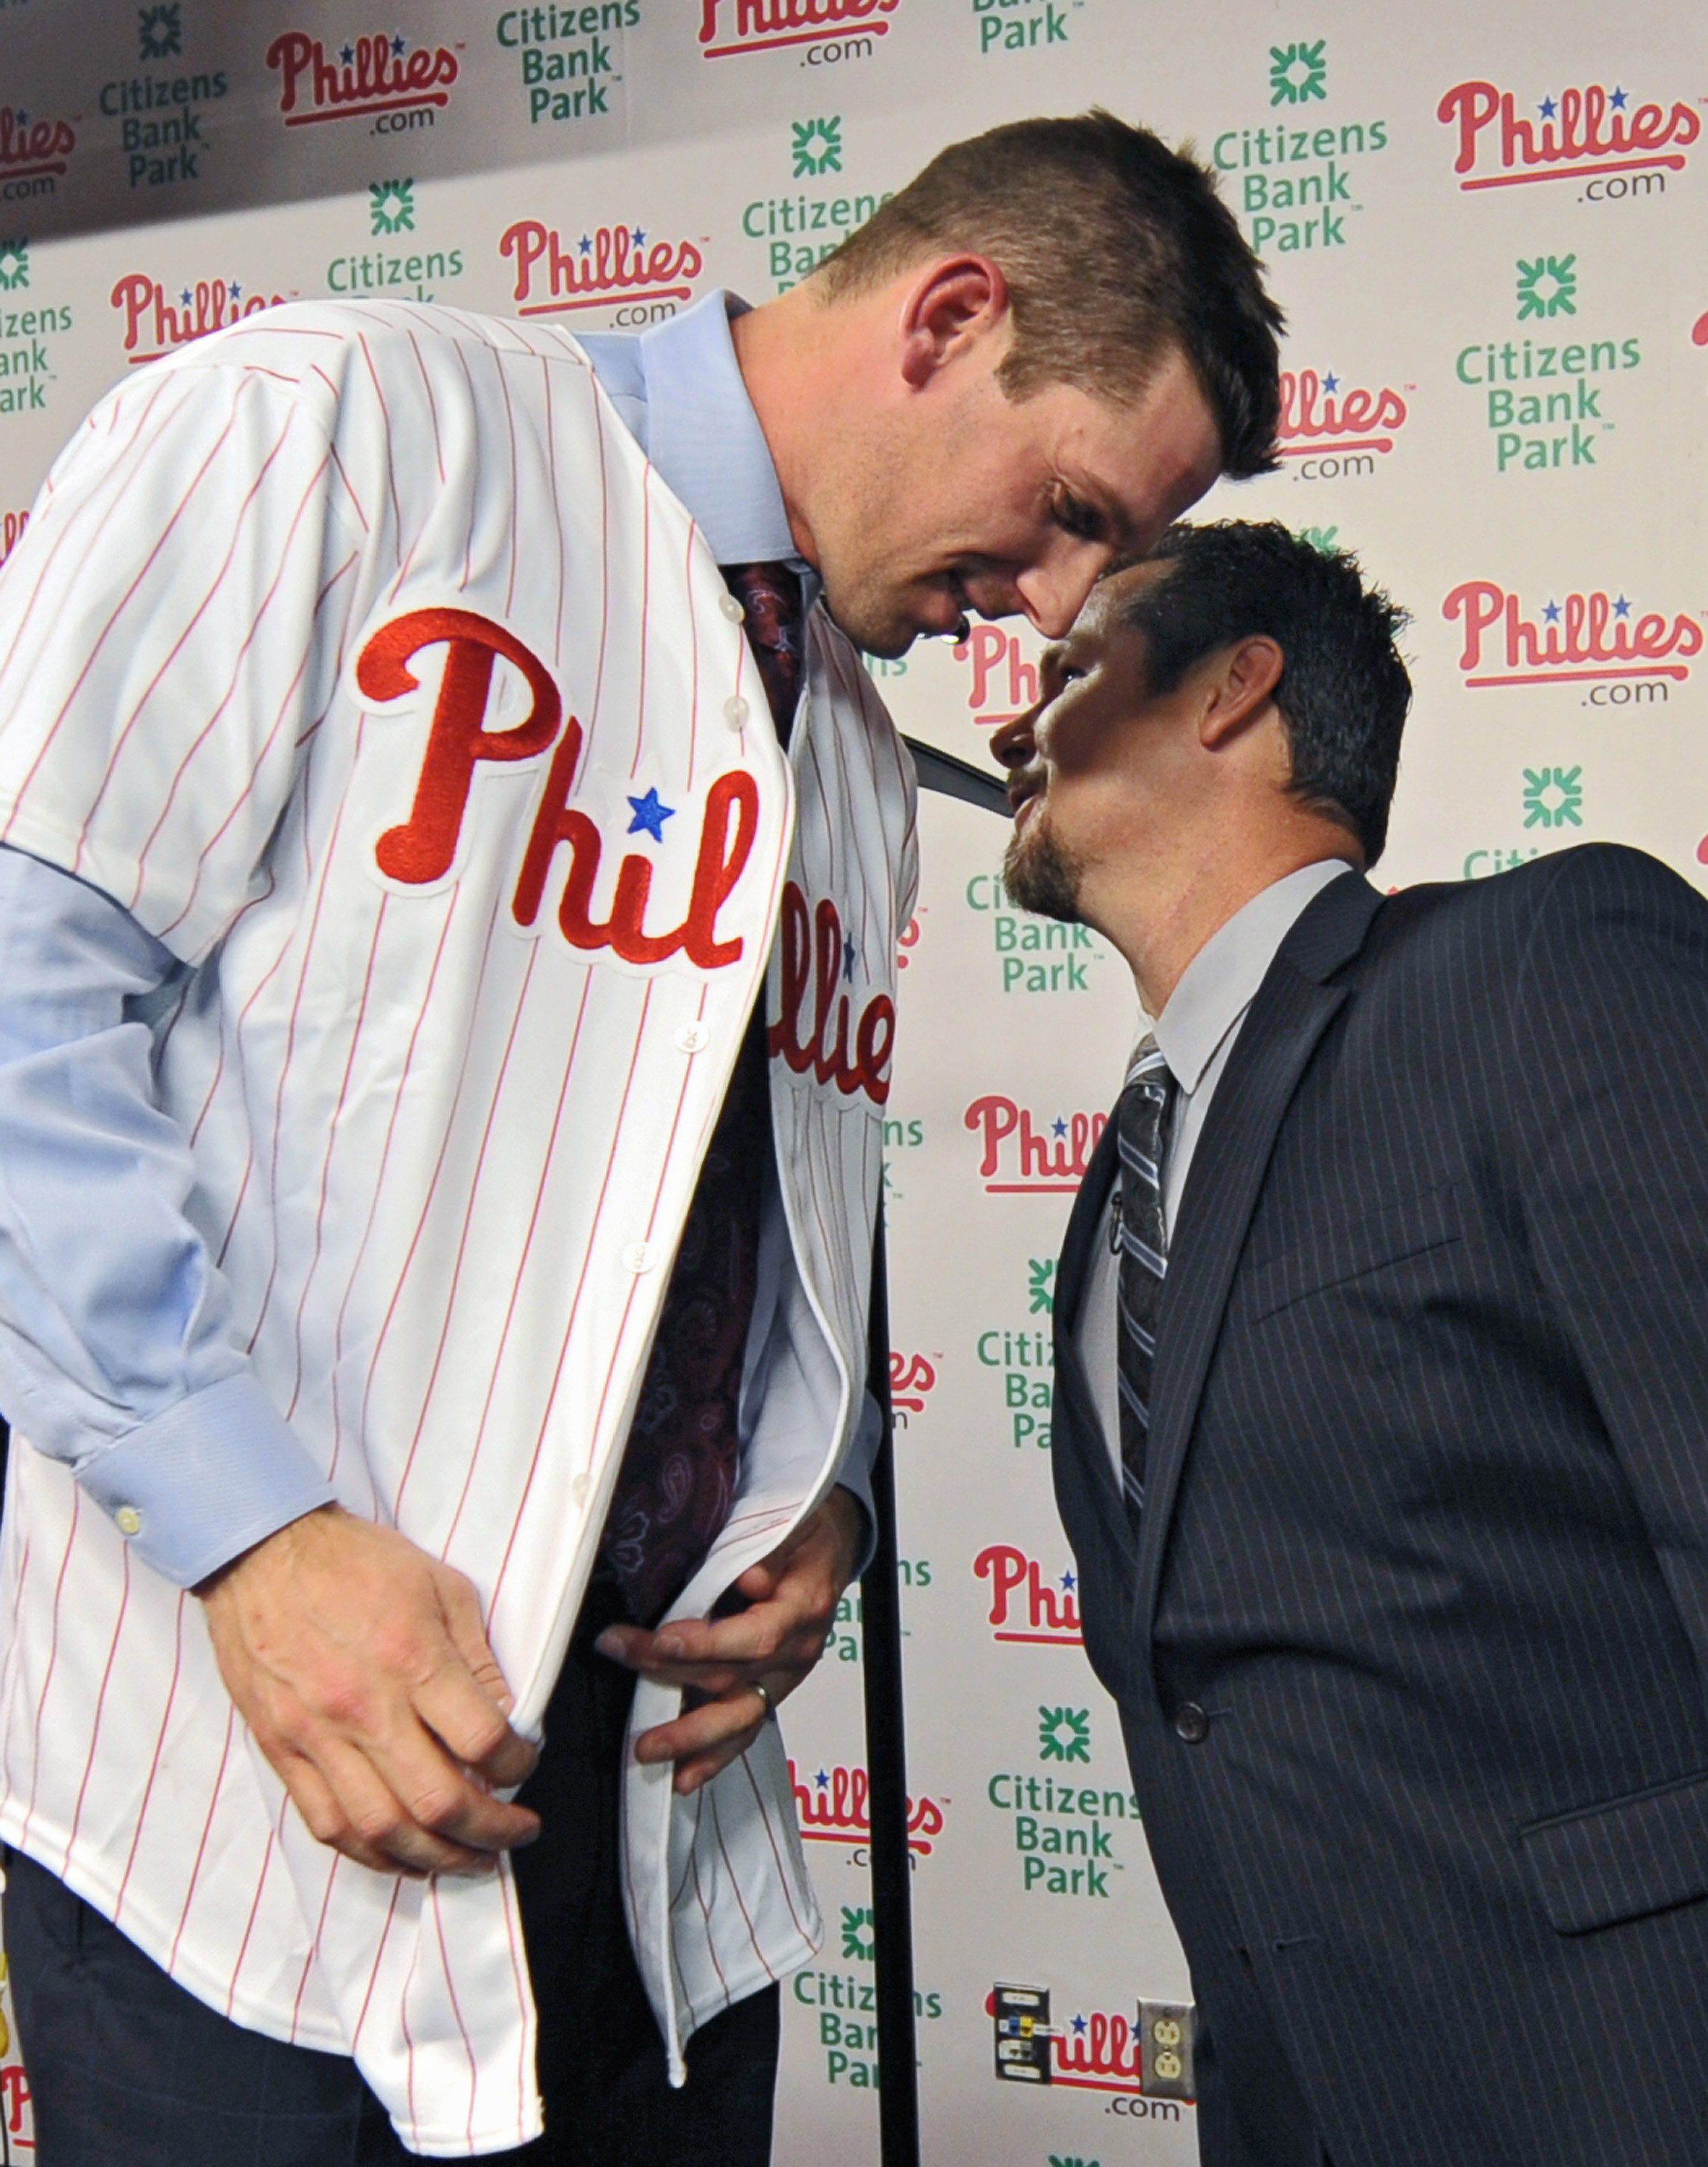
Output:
[1, 0, 1705, 2159]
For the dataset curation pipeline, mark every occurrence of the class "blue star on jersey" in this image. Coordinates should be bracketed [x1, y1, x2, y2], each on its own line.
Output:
[626, 787, 676, 842]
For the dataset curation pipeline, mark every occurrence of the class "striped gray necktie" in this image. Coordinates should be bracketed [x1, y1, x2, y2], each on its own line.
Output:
[1115, 1035, 1176, 1526]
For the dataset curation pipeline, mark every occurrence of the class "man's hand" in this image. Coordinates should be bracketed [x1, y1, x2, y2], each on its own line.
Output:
[196, 1503, 541, 1878]
[594, 1487, 864, 1796]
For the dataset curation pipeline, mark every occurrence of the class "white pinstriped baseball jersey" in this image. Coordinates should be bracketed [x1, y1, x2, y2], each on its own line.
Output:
[0, 300, 916, 2155]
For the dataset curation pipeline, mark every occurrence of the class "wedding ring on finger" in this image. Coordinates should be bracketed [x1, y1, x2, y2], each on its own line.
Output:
[752, 1679, 777, 1723]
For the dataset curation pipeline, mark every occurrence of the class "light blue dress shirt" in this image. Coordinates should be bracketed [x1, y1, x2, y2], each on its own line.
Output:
[0, 290, 863, 1588]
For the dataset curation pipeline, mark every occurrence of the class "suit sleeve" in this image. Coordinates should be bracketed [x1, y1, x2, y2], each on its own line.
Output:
[1514, 844, 1708, 1672]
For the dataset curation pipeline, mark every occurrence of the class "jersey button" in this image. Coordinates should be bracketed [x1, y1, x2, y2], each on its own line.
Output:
[723, 696, 750, 732]
[621, 1242, 657, 1275]
[115, 1505, 144, 1539]
[718, 592, 745, 623]
[1174, 1703, 1210, 1745]
[675, 1021, 710, 1053]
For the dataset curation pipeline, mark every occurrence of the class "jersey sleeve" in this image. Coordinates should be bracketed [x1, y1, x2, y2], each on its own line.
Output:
[0, 360, 365, 963]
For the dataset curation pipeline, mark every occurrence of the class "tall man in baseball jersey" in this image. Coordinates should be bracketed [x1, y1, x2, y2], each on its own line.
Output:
[0, 116, 1279, 2161]
[1001, 524, 1708, 2166]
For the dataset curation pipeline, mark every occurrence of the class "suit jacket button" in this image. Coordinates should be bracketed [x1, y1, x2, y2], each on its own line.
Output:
[1174, 1703, 1210, 1744]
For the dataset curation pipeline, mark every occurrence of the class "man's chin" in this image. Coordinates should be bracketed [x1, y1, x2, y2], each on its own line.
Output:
[818, 575, 948, 659]
[823, 602, 917, 661]
[1002, 825, 1084, 925]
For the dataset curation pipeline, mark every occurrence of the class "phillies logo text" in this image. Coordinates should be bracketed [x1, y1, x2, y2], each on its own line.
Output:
[769, 882, 896, 1104]
[499, 220, 703, 319]
[110, 274, 286, 363]
[1278, 369, 1408, 470]
[889, 1351, 936, 1420]
[789, 1761, 945, 1854]
[0, 108, 75, 183]
[360, 608, 758, 974]
[976, 1545, 1083, 1646]
[966, 1096, 1105, 1194]
[957, 623, 1038, 729]
[265, 31, 459, 127]
[699, 0, 900, 61]
[1438, 81, 1698, 191]
[1442, 581, 1702, 691]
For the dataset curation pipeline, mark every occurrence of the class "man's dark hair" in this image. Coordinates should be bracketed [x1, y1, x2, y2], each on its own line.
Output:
[1126, 521, 1412, 862]
[815, 111, 1284, 479]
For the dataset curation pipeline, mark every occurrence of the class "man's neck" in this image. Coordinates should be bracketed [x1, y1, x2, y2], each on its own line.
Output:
[729, 285, 834, 570]
[1106, 826, 1361, 1016]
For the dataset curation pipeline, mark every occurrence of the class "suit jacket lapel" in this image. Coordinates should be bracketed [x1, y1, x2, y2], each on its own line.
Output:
[1135, 871, 1385, 1637]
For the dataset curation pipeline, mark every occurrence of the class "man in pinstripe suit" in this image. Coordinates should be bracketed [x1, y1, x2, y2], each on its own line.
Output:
[994, 519, 1708, 2167]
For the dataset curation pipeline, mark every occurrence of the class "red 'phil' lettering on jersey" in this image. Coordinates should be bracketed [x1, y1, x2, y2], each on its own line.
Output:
[360, 608, 896, 1106]
[357, 607, 758, 972]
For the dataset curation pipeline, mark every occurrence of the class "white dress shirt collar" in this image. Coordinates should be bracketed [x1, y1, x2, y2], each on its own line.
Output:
[1151, 856, 1358, 1091]
[633, 290, 802, 568]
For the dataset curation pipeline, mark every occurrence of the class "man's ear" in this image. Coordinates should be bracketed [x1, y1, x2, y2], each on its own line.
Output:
[1197, 636, 1285, 749]
[897, 256, 1010, 389]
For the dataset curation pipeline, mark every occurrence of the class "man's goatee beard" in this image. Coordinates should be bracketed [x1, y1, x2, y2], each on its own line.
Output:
[1002, 821, 1084, 924]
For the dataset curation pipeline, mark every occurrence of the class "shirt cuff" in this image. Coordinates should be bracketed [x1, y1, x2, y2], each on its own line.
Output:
[74, 1372, 337, 1588]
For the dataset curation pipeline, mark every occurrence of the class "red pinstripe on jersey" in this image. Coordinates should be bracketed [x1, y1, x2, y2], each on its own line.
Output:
[486, 982, 659, 1619]
[71, 417, 303, 862]
[64, 1545, 131, 1864]
[283, 889, 390, 1420]
[16, 1485, 80, 1857]
[350, 1874, 406, 2058]
[708, 1785, 774, 1976]
[357, 875, 513, 1461]
[225, 1828, 280, 2019]
[391, 938, 545, 1521]
[438, 969, 595, 1557]
[167, 1704, 238, 1975]
[135, 457, 339, 924]
[425, 1881, 482, 2148]
[3, 402, 247, 844]
[240, 751, 366, 1346]
[0, 376, 177, 719]
[327, 898, 458, 1484]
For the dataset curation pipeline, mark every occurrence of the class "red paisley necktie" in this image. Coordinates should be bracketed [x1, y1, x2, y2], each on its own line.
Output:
[599, 562, 805, 1623]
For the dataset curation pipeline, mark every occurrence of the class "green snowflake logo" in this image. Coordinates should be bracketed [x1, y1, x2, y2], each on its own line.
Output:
[370, 178, 415, 237]
[138, 3, 181, 60]
[1298, 524, 1340, 555]
[792, 116, 843, 178]
[1038, 1705, 1092, 1765]
[0, 240, 28, 293]
[840, 1904, 875, 1961]
[1270, 40, 1327, 106]
[1522, 766, 1583, 829]
[1028, 1258, 1055, 1315]
[1515, 254, 1577, 320]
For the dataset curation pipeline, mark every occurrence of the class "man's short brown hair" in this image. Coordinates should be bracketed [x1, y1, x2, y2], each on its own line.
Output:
[816, 110, 1284, 479]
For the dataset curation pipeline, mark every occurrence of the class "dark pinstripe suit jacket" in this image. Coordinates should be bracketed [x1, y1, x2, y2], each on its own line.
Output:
[1052, 845, 1708, 2167]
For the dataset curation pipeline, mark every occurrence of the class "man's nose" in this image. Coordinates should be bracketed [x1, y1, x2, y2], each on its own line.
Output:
[988, 709, 1037, 771]
[1014, 545, 1105, 639]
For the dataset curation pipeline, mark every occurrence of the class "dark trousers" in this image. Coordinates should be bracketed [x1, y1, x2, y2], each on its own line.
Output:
[4, 1572, 779, 2165]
